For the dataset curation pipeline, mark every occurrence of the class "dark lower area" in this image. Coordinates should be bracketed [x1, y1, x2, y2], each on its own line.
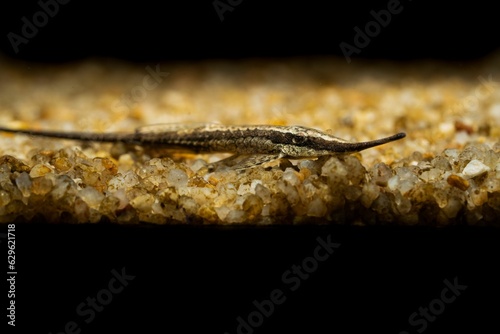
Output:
[2, 223, 499, 333]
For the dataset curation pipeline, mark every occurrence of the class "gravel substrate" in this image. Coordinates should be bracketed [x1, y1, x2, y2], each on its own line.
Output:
[0, 55, 499, 225]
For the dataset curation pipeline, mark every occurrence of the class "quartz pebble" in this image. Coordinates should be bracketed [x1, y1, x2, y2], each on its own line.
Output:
[371, 163, 393, 187]
[15, 172, 32, 198]
[79, 186, 105, 209]
[307, 197, 327, 217]
[0, 190, 11, 206]
[29, 164, 53, 178]
[462, 159, 491, 178]
[166, 168, 189, 188]
[31, 175, 54, 195]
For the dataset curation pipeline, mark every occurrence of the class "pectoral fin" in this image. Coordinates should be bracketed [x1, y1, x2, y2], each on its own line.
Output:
[208, 154, 282, 171]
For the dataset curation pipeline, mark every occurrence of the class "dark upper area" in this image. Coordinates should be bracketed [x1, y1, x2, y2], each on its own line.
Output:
[0, 0, 497, 63]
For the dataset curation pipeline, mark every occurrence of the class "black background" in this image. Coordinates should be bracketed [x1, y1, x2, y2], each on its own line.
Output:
[0, 0, 498, 62]
[3, 224, 499, 334]
[1, 0, 499, 333]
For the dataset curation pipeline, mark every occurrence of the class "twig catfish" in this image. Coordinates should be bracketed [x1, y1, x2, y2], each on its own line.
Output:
[0, 123, 406, 169]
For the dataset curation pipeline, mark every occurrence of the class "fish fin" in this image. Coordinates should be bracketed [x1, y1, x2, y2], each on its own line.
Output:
[135, 122, 222, 135]
[208, 154, 282, 171]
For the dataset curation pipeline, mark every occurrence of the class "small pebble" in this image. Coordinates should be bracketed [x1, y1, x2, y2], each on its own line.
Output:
[447, 174, 470, 191]
[29, 164, 53, 178]
[79, 187, 105, 209]
[283, 168, 301, 186]
[130, 194, 155, 211]
[31, 176, 54, 195]
[371, 163, 392, 187]
[166, 168, 188, 188]
[462, 159, 491, 178]
[15, 172, 32, 197]
[0, 190, 11, 206]
[307, 197, 327, 217]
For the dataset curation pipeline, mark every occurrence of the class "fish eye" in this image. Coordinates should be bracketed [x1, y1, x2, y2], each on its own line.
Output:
[292, 134, 306, 144]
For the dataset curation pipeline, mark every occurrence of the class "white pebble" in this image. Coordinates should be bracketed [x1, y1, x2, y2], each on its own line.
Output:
[15, 172, 32, 197]
[79, 187, 104, 209]
[462, 159, 490, 178]
[488, 104, 500, 122]
[387, 175, 400, 191]
[113, 189, 129, 209]
[283, 168, 300, 186]
[189, 159, 207, 172]
[166, 168, 188, 187]
[438, 122, 454, 135]
[237, 183, 252, 195]
[215, 206, 230, 220]
[108, 171, 139, 191]
[454, 131, 470, 146]
[250, 179, 263, 192]
[443, 149, 459, 160]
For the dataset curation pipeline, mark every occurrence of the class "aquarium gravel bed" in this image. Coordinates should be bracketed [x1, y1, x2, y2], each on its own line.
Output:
[0, 55, 499, 225]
